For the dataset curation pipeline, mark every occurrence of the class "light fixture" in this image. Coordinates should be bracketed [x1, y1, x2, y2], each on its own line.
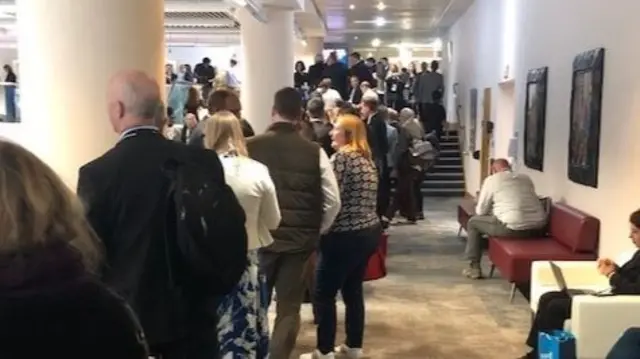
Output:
[349, 4, 355, 10]
[376, 2, 386, 11]
[371, 38, 381, 47]
[367, 52, 373, 57]
[354, 36, 359, 40]
[374, 16, 386, 27]
[402, 19, 411, 30]
[432, 37, 443, 50]
[301, 40, 308, 47]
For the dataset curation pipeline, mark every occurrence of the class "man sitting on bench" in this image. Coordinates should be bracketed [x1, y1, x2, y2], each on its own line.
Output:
[463, 158, 547, 279]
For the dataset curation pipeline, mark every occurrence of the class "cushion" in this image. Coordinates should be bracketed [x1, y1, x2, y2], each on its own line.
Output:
[548, 203, 600, 253]
[488, 237, 597, 283]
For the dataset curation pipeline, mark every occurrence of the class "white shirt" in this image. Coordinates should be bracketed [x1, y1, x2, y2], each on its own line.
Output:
[318, 148, 341, 233]
[475, 170, 546, 230]
[219, 154, 281, 250]
[318, 88, 342, 109]
[226, 66, 241, 89]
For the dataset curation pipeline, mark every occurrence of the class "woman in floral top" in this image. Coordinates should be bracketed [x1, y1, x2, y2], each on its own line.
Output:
[301, 114, 382, 359]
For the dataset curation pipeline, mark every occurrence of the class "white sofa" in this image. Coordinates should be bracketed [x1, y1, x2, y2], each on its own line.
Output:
[530, 252, 640, 359]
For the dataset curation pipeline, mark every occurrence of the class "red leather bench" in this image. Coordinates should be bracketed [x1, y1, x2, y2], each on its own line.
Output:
[457, 198, 476, 238]
[488, 203, 599, 301]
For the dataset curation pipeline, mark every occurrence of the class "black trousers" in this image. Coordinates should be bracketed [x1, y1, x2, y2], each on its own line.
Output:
[526, 291, 572, 350]
[412, 170, 425, 216]
[376, 159, 391, 217]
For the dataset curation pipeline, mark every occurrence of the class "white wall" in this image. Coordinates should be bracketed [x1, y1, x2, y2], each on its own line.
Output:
[0, 47, 17, 68]
[447, 0, 640, 256]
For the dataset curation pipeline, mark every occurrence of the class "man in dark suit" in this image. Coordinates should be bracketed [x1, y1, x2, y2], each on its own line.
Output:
[349, 52, 375, 88]
[307, 53, 326, 90]
[360, 95, 390, 216]
[307, 97, 334, 157]
[348, 75, 363, 105]
[77, 70, 230, 359]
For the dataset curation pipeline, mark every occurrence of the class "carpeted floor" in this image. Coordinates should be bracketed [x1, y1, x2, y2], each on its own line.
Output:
[276, 197, 532, 359]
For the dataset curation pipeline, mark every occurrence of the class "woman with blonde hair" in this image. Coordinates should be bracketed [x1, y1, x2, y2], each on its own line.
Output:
[203, 111, 280, 359]
[0, 140, 148, 359]
[301, 114, 381, 359]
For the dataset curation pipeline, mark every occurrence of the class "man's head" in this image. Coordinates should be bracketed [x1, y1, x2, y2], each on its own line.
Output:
[365, 57, 376, 67]
[421, 61, 428, 72]
[381, 57, 389, 66]
[399, 108, 415, 124]
[272, 87, 302, 122]
[319, 78, 332, 90]
[203, 57, 211, 65]
[350, 76, 360, 89]
[360, 96, 379, 118]
[360, 81, 371, 92]
[230, 59, 237, 67]
[106, 70, 162, 134]
[307, 97, 325, 119]
[491, 158, 511, 174]
[327, 51, 337, 65]
[349, 52, 361, 66]
[314, 53, 324, 63]
[431, 60, 440, 72]
[207, 89, 242, 119]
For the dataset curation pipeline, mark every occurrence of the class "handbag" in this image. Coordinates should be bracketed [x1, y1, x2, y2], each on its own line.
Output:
[538, 330, 576, 359]
[364, 232, 389, 281]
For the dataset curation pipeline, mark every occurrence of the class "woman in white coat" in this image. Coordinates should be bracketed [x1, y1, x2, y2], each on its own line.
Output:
[203, 111, 281, 359]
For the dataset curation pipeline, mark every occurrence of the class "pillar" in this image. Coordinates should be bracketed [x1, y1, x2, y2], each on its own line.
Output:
[306, 37, 324, 57]
[16, 0, 165, 188]
[237, 7, 295, 134]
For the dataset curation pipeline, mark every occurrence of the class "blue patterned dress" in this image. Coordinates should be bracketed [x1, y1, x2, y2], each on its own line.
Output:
[217, 250, 270, 359]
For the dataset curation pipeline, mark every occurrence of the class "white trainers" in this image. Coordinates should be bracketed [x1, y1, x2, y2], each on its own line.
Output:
[299, 349, 336, 359]
[335, 344, 364, 358]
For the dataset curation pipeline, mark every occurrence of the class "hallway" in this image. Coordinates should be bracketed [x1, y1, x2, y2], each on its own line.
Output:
[289, 198, 531, 359]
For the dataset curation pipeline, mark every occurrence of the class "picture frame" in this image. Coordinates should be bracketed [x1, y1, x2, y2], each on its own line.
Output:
[523, 66, 548, 171]
[568, 48, 605, 188]
[468, 88, 478, 154]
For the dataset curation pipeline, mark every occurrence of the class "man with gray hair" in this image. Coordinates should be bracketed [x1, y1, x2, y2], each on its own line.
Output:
[78, 70, 245, 358]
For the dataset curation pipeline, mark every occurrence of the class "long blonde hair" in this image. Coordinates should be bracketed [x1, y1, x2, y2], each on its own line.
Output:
[203, 110, 248, 156]
[335, 114, 372, 160]
[0, 140, 101, 271]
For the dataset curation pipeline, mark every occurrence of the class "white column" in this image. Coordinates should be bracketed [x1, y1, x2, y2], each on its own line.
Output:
[306, 37, 324, 57]
[237, 7, 295, 134]
[16, 0, 165, 188]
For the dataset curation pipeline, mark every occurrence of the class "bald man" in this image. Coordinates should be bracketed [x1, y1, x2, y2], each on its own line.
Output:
[77, 70, 240, 358]
[463, 158, 547, 279]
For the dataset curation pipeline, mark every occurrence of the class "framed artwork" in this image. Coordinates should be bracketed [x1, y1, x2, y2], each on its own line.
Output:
[568, 48, 605, 188]
[523, 67, 548, 171]
[468, 88, 478, 154]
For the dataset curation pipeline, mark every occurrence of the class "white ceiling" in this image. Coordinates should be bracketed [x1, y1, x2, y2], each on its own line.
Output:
[319, 0, 473, 51]
[0, 0, 471, 50]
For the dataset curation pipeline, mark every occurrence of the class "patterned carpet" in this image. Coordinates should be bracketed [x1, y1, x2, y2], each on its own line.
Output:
[275, 197, 532, 359]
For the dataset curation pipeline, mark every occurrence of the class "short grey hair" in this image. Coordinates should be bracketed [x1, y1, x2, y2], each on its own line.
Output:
[121, 80, 163, 120]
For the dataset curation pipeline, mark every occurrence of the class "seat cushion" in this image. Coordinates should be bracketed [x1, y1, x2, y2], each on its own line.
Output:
[488, 237, 597, 283]
[457, 199, 475, 230]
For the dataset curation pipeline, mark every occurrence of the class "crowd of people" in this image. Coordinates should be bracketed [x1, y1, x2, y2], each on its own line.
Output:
[0, 64, 443, 359]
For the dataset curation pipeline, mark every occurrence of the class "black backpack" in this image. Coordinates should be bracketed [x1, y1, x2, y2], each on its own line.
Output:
[163, 152, 248, 295]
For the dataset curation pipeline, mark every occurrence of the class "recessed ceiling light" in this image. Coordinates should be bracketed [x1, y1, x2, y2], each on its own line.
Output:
[374, 16, 386, 27]
[367, 52, 373, 57]
[349, 4, 355, 10]
[354, 36, 359, 40]
[376, 2, 386, 11]
[371, 38, 381, 47]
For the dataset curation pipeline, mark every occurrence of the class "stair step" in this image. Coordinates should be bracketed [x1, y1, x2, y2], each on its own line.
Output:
[421, 188, 466, 197]
[424, 172, 464, 180]
[436, 158, 462, 166]
[422, 180, 465, 186]
[432, 164, 463, 173]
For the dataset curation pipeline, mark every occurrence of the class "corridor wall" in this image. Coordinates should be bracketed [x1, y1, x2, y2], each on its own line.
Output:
[446, 0, 640, 256]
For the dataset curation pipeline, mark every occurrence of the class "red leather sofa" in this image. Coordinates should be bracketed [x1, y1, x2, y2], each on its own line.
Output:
[488, 203, 599, 301]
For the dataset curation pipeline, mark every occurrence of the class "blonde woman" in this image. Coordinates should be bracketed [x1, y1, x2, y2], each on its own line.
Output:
[203, 111, 280, 359]
[0, 140, 148, 359]
[301, 114, 382, 359]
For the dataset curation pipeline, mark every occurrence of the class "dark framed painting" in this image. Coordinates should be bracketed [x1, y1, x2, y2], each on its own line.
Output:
[568, 48, 605, 188]
[468, 88, 478, 154]
[523, 67, 548, 171]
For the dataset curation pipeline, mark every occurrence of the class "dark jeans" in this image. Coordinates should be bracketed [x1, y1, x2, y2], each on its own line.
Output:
[376, 159, 391, 217]
[386, 160, 418, 221]
[607, 327, 640, 359]
[314, 225, 381, 354]
[412, 169, 424, 217]
[526, 291, 572, 351]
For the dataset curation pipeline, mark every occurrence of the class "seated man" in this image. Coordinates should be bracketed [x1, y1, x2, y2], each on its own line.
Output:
[463, 158, 547, 279]
[519, 209, 640, 359]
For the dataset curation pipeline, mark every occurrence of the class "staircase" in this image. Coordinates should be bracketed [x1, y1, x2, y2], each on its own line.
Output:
[421, 131, 466, 197]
